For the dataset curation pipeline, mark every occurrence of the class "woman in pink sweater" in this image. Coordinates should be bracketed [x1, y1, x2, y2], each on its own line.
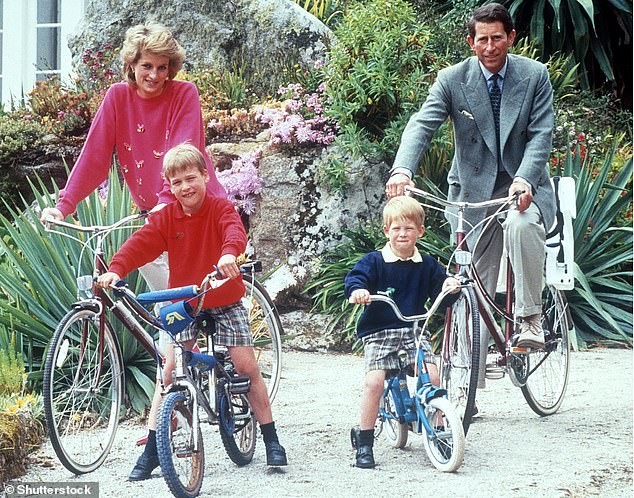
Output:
[41, 22, 225, 220]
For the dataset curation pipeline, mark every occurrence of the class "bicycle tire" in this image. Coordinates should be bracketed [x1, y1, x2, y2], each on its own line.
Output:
[421, 397, 465, 472]
[43, 305, 124, 474]
[381, 388, 408, 449]
[156, 391, 204, 498]
[440, 286, 480, 436]
[217, 379, 256, 466]
[241, 275, 282, 402]
[521, 286, 571, 416]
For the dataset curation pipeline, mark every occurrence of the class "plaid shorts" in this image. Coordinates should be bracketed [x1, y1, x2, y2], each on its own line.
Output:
[362, 327, 434, 374]
[171, 302, 253, 347]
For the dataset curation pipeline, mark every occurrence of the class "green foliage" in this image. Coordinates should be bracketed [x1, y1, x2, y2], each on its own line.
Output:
[0, 170, 157, 413]
[324, 0, 438, 161]
[502, 0, 633, 91]
[558, 139, 633, 345]
[0, 115, 46, 166]
[0, 334, 25, 396]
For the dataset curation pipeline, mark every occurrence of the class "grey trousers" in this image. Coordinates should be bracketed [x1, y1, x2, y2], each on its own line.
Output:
[471, 188, 546, 387]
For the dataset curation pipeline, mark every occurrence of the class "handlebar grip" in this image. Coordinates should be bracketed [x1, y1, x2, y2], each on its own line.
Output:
[137, 285, 199, 304]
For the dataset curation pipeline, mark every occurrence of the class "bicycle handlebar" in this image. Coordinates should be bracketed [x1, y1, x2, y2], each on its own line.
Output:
[404, 185, 518, 210]
[44, 212, 148, 234]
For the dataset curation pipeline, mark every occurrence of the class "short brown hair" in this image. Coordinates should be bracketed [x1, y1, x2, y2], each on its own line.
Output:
[467, 3, 514, 39]
[383, 196, 425, 228]
[120, 22, 185, 87]
[163, 143, 207, 180]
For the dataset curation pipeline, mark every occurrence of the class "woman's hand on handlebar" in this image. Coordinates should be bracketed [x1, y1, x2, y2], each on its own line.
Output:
[385, 173, 415, 199]
[216, 254, 240, 280]
[349, 288, 371, 305]
[97, 272, 122, 289]
[443, 277, 461, 294]
[509, 179, 533, 212]
[40, 207, 63, 224]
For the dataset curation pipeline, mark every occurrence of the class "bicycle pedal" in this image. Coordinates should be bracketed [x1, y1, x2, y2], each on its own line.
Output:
[485, 365, 505, 380]
[229, 375, 251, 394]
[509, 346, 530, 354]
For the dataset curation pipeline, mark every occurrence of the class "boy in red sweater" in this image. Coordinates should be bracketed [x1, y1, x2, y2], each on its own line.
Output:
[98, 143, 287, 479]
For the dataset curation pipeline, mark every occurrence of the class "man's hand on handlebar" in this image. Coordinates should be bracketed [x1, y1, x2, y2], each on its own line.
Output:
[509, 180, 533, 212]
[442, 277, 461, 294]
[349, 288, 371, 305]
[40, 207, 64, 224]
[97, 272, 122, 289]
[385, 173, 415, 199]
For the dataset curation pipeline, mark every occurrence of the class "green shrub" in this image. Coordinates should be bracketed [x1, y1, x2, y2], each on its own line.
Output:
[0, 334, 25, 397]
[324, 0, 439, 161]
[0, 115, 46, 166]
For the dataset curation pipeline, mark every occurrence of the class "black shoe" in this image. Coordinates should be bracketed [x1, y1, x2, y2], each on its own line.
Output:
[128, 452, 160, 481]
[355, 445, 376, 468]
[350, 427, 376, 468]
[265, 441, 288, 467]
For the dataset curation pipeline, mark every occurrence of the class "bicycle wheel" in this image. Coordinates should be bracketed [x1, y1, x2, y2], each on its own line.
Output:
[43, 305, 123, 474]
[217, 379, 256, 466]
[440, 286, 480, 436]
[157, 391, 204, 498]
[521, 286, 571, 416]
[421, 397, 465, 472]
[241, 275, 282, 402]
[381, 389, 408, 448]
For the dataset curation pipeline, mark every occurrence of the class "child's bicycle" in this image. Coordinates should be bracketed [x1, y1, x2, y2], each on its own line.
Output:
[138, 270, 260, 498]
[42, 214, 282, 480]
[405, 185, 572, 436]
[352, 294, 466, 472]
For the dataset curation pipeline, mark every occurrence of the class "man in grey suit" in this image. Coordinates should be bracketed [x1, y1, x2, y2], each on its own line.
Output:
[386, 3, 555, 355]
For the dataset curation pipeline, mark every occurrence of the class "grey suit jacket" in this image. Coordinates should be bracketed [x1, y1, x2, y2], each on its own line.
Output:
[392, 54, 556, 241]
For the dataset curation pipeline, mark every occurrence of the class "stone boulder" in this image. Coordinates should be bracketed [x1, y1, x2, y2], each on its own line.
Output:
[69, 0, 332, 95]
[209, 140, 388, 302]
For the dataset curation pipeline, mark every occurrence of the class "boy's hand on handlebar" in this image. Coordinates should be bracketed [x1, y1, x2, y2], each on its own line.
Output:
[40, 207, 63, 224]
[443, 277, 461, 294]
[97, 272, 122, 289]
[349, 289, 371, 305]
[509, 180, 533, 212]
[216, 254, 240, 280]
[385, 173, 415, 199]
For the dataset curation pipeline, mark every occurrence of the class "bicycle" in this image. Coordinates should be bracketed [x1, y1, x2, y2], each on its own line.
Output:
[355, 294, 465, 472]
[405, 185, 571, 436]
[42, 213, 282, 475]
[138, 271, 261, 497]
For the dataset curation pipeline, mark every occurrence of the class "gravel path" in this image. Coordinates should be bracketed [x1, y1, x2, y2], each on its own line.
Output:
[20, 348, 633, 497]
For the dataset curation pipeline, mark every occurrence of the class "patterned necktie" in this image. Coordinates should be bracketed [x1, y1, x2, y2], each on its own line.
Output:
[489, 73, 502, 169]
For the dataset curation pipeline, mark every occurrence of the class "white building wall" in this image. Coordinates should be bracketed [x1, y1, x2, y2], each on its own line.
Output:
[1, 0, 85, 107]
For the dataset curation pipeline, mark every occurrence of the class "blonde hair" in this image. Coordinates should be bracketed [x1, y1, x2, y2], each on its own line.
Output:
[163, 143, 207, 180]
[120, 22, 185, 86]
[383, 196, 425, 228]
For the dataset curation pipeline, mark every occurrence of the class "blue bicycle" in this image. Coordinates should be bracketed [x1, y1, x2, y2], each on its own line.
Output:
[366, 294, 465, 472]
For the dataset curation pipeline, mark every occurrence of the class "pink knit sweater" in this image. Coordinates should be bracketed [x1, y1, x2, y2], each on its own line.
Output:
[57, 80, 225, 216]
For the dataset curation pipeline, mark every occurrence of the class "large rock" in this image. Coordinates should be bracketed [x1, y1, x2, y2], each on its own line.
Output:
[250, 145, 387, 299]
[69, 0, 332, 95]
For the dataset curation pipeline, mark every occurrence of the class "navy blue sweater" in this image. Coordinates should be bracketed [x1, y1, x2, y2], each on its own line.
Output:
[344, 251, 448, 338]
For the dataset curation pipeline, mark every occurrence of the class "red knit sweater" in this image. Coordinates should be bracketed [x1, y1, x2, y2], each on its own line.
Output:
[57, 80, 226, 217]
[109, 196, 247, 307]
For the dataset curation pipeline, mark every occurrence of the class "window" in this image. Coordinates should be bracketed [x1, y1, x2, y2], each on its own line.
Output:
[36, 0, 61, 81]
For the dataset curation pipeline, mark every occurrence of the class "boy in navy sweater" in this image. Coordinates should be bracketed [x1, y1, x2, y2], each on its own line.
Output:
[344, 196, 458, 469]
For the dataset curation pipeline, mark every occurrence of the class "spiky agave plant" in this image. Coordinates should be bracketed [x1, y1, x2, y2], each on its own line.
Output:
[0, 170, 156, 413]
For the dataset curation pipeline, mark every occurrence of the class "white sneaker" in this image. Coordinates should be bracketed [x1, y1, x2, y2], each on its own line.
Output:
[515, 315, 545, 349]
